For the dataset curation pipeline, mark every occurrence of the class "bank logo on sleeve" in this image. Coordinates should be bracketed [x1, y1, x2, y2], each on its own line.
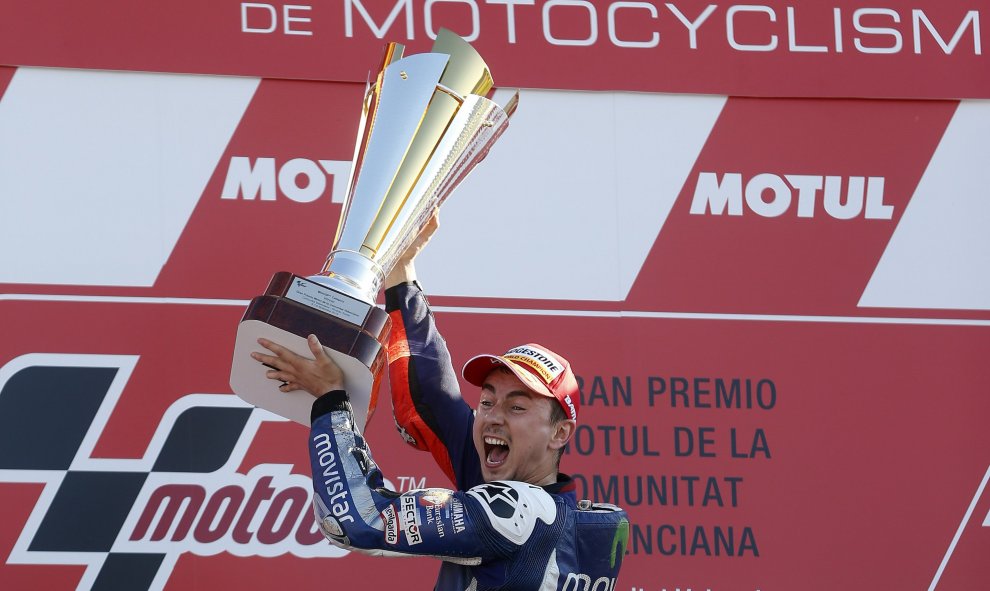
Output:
[0, 354, 342, 591]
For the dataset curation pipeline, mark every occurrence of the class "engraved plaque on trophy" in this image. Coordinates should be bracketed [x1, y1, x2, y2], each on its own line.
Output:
[230, 30, 517, 430]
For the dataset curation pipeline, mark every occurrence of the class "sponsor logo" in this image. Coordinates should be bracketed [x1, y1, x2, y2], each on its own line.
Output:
[563, 572, 617, 591]
[690, 172, 894, 219]
[400, 494, 423, 545]
[312, 433, 355, 525]
[505, 346, 564, 383]
[424, 499, 445, 539]
[468, 481, 557, 544]
[450, 497, 467, 535]
[220, 156, 350, 203]
[471, 482, 521, 519]
[0, 355, 345, 591]
[561, 393, 578, 421]
[417, 489, 462, 539]
[382, 505, 399, 545]
[128, 465, 325, 552]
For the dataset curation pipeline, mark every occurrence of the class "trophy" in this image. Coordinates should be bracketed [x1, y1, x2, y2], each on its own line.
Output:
[229, 29, 517, 431]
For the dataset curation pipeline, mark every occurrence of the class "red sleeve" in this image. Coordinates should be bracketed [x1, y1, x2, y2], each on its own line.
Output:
[385, 282, 483, 490]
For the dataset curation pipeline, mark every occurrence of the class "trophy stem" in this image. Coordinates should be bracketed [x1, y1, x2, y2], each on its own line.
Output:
[312, 249, 385, 305]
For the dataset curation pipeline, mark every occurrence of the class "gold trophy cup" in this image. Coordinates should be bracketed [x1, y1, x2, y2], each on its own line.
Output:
[229, 30, 517, 430]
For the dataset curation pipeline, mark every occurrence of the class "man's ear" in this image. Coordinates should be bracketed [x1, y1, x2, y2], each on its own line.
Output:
[549, 419, 576, 451]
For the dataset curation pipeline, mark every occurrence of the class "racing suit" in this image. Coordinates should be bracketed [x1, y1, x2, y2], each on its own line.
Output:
[305, 282, 628, 591]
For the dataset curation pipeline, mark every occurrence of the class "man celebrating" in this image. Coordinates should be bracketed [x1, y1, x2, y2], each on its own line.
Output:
[253, 217, 628, 590]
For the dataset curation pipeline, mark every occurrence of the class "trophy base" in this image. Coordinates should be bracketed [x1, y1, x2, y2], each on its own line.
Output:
[229, 272, 390, 431]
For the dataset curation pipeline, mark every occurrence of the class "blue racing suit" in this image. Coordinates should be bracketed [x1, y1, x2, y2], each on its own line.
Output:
[308, 282, 628, 590]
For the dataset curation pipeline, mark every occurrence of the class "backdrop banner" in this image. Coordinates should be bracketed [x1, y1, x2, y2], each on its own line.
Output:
[1, 9, 988, 591]
[0, 0, 987, 98]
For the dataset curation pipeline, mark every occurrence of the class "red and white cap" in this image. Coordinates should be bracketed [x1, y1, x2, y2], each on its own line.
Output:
[462, 343, 580, 421]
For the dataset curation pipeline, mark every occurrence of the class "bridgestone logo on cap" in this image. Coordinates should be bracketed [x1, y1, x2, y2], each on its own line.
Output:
[504, 346, 563, 383]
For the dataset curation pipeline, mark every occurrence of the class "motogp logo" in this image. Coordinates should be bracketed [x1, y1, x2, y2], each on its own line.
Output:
[0, 354, 341, 591]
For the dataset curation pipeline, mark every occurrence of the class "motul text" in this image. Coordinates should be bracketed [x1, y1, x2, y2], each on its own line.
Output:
[689, 172, 894, 219]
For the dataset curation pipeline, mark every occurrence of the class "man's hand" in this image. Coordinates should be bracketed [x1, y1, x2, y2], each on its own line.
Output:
[384, 209, 439, 288]
[251, 334, 344, 398]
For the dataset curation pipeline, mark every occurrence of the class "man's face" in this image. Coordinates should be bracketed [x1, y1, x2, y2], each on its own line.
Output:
[472, 368, 567, 486]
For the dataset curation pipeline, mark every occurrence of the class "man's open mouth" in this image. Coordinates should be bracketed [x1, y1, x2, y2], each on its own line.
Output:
[484, 436, 510, 466]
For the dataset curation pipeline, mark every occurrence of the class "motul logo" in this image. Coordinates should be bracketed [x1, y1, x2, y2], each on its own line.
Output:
[124, 465, 328, 558]
[689, 172, 894, 219]
[220, 156, 350, 203]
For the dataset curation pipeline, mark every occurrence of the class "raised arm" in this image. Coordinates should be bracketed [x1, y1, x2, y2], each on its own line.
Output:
[385, 282, 481, 489]
[383, 214, 483, 490]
